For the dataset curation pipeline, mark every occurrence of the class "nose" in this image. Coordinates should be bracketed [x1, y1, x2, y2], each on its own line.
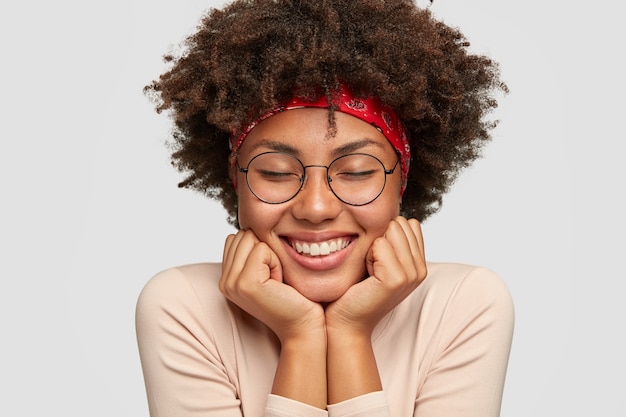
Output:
[290, 166, 342, 223]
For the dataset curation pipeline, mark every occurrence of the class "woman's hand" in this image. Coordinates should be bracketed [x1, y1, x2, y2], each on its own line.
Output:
[219, 230, 325, 343]
[325, 216, 427, 335]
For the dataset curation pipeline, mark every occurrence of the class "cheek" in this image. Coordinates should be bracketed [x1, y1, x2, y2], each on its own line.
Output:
[379, 180, 402, 217]
[237, 191, 281, 233]
[237, 192, 258, 230]
[354, 193, 401, 234]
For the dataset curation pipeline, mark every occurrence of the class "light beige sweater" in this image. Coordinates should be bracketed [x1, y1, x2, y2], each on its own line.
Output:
[136, 262, 514, 417]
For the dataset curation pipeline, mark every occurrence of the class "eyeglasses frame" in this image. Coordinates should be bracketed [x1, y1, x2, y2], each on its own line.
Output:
[236, 151, 400, 206]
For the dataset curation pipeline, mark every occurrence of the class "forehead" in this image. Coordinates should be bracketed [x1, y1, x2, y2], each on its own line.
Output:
[239, 108, 393, 158]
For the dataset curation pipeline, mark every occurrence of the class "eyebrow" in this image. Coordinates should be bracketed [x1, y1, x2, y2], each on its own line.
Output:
[249, 138, 385, 158]
[248, 140, 301, 156]
[330, 139, 385, 158]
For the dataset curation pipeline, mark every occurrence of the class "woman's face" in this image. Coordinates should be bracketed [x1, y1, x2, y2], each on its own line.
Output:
[236, 108, 402, 303]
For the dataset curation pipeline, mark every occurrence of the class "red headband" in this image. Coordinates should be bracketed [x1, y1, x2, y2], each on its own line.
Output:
[230, 84, 410, 192]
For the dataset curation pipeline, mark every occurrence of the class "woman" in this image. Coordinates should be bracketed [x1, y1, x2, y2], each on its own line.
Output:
[136, 1, 514, 416]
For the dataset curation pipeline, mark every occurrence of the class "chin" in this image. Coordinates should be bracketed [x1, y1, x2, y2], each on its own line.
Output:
[280, 254, 368, 303]
[285, 274, 358, 304]
[298, 287, 347, 303]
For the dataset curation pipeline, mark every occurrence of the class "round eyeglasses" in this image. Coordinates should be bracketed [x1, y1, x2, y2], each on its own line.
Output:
[237, 151, 400, 206]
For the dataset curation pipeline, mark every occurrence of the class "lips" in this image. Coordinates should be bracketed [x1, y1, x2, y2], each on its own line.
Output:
[288, 237, 351, 257]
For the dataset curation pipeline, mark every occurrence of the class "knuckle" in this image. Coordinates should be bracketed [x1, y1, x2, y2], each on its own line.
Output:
[218, 278, 231, 296]
[407, 217, 420, 227]
[417, 264, 428, 282]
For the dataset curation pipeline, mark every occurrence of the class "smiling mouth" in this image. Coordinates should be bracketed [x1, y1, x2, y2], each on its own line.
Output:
[288, 238, 352, 257]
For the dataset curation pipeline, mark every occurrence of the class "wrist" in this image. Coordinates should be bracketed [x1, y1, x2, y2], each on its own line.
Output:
[326, 325, 373, 354]
[273, 305, 326, 344]
[326, 317, 375, 342]
[280, 328, 327, 353]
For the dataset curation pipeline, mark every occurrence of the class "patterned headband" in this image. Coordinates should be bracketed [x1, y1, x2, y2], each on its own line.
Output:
[230, 84, 410, 193]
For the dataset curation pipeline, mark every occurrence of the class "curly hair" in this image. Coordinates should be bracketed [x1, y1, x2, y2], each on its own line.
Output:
[145, 0, 507, 227]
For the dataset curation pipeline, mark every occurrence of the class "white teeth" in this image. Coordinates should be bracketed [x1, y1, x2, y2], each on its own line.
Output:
[291, 238, 349, 257]
[319, 242, 329, 255]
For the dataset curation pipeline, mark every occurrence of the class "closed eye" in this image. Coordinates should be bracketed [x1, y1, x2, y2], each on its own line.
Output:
[257, 169, 302, 182]
[334, 170, 377, 180]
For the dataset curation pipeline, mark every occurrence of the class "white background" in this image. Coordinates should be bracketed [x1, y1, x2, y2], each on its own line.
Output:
[1, 0, 624, 415]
